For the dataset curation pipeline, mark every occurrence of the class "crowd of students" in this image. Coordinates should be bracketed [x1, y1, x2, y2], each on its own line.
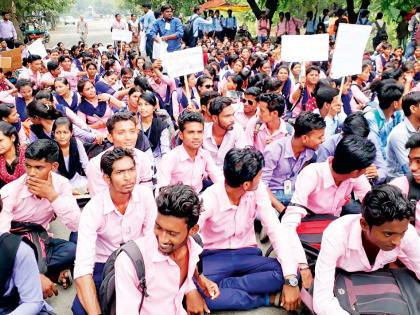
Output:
[0, 3, 420, 315]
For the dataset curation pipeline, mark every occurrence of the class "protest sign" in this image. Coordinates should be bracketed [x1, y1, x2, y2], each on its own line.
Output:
[330, 23, 372, 79]
[28, 39, 48, 58]
[281, 34, 329, 62]
[0, 57, 12, 69]
[152, 40, 168, 60]
[163, 47, 204, 78]
[111, 29, 132, 42]
[0, 47, 23, 71]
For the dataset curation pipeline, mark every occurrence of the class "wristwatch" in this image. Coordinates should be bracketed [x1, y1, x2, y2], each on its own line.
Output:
[285, 276, 299, 287]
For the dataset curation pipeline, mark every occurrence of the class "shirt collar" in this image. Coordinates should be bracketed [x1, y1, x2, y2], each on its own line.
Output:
[216, 182, 236, 212]
[283, 137, 295, 159]
[322, 157, 337, 189]
[404, 118, 418, 133]
[260, 118, 288, 135]
[151, 234, 202, 264]
[102, 187, 141, 215]
[178, 144, 204, 162]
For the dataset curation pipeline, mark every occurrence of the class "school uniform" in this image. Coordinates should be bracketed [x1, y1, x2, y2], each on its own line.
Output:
[313, 214, 420, 315]
[72, 185, 157, 315]
[115, 233, 202, 315]
[198, 181, 300, 310]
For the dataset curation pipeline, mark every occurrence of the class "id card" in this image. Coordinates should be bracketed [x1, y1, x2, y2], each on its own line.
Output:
[284, 180, 292, 196]
[165, 22, 171, 30]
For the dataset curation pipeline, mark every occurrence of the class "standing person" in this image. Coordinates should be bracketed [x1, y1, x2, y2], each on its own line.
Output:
[275, 12, 286, 44]
[127, 14, 140, 52]
[372, 12, 388, 50]
[319, 8, 330, 30]
[150, 4, 184, 53]
[223, 10, 237, 41]
[256, 10, 271, 43]
[405, 6, 420, 59]
[0, 12, 17, 49]
[304, 10, 317, 34]
[356, 10, 371, 25]
[139, 3, 156, 59]
[284, 12, 303, 35]
[190, 6, 213, 48]
[111, 13, 127, 52]
[77, 16, 88, 43]
[396, 12, 409, 50]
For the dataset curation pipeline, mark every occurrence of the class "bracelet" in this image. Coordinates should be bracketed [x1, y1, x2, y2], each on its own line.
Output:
[299, 265, 310, 271]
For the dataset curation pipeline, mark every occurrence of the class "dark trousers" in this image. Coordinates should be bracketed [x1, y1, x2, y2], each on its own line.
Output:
[146, 35, 153, 59]
[202, 247, 285, 311]
[224, 28, 236, 41]
[46, 237, 76, 276]
[71, 263, 105, 315]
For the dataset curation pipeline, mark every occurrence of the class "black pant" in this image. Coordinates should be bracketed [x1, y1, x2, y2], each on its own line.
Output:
[224, 28, 236, 41]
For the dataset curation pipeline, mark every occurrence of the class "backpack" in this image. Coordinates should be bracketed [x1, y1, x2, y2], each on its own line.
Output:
[182, 16, 199, 47]
[302, 268, 420, 315]
[0, 233, 21, 310]
[99, 234, 204, 315]
[266, 203, 337, 270]
[373, 21, 388, 47]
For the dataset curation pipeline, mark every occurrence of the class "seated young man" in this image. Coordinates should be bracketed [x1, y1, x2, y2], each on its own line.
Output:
[390, 132, 420, 236]
[203, 96, 247, 169]
[73, 148, 157, 315]
[0, 199, 54, 315]
[115, 184, 220, 315]
[313, 184, 420, 315]
[317, 112, 387, 184]
[245, 93, 292, 152]
[0, 139, 80, 298]
[364, 79, 404, 160]
[263, 111, 325, 212]
[387, 91, 420, 180]
[313, 85, 347, 138]
[234, 86, 260, 130]
[198, 147, 305, 312]
[157, 111, 222, 194]
[85, 111, 153, 196]
[283, 135, 376, 266]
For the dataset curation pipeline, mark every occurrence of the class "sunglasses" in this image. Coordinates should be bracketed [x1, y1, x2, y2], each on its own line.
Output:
[203, 84, 213, 89]
[241, 98, 255, 106]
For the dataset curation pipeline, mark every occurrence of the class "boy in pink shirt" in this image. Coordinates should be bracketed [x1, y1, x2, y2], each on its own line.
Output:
[0, 139, 80, 299]
[115, 184, 220, 315]
[199, 147, 304, 312]
[157, 111, 222, 194]
[313, 185, 420, 315]
[85, 112, 153, 196]
[390, 132, 420, 235]
[245, 93, 292, 152]
[73, 148, 156, 315]
[282, 135, 376, 271]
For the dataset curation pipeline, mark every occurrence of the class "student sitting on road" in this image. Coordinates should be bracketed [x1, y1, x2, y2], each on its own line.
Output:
[313, 184, 420, 315]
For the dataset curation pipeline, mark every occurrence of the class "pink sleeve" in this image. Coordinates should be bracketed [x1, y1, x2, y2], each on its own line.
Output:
[171, 91, 180, 119]
[141, 187, 157, 234]
[51, 180, 81, 232]
[256, 183, 298, 276]
[85, 158, 107, 196]
[206, 154, 223, 184]
[115, 252, 143, 315]
[313, 227, 350, 315]
[352, 175, 371, 203]
[0, 91, 16, 104]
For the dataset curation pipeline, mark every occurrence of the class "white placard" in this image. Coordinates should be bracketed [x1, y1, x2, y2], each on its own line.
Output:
[153, 40, 168, 60]
[163, 47, 204, 78]
[27, 39, 48, 58]
[330, 23, 372, 79]
[111, 29, 132, 42]
[281, 34, 329, 62]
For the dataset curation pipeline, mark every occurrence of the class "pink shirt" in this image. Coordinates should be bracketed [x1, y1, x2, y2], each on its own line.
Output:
[257, 18, 270, 37]
[18, 68, 42, 90]
[276, 20, 286, 37]
[245, 116, 291, 152]
[40, 72, 56, 89]
[199, 181, 300, 276]
[313, 214, 420, 315]
[147, 76, 176, 101]
[156, 144, 222, 194]
[233, 103, 257, 130]
[115, 234, 201, 315]
[85, 147, 153, 196]
[76, 102, 113, 136]
[202, 122, 247, 169]
[390, 176, 420, 236]
[73, 185, 156, 279]
[61, 67, 79, 92]
[0, 173, 80, 233]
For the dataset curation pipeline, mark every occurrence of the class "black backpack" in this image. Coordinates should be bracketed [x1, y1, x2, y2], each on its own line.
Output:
[373, 21, 388, 47]
[99, 234, 203, 315]
[182, 16, 199, 47]
[0, 233, 21, 309]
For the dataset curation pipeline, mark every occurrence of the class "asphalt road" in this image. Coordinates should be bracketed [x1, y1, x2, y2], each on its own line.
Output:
[46, 18, 114, 48]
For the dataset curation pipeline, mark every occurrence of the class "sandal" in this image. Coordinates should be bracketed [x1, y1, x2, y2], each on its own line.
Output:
[57, 269, 73, 289]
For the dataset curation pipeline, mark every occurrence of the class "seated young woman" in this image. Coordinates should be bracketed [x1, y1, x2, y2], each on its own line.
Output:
[52, 117, 89, 195]
[138, 90, 171, 161]
[0, 102, 27, 144]
[0, 121, 26, 188]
